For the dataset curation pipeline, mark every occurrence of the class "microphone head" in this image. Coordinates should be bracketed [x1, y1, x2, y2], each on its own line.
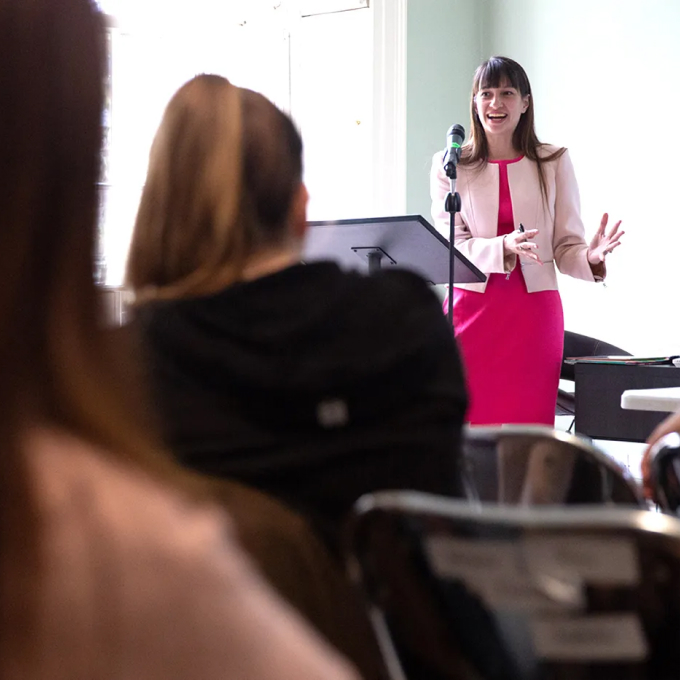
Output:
[447, 124, 465, 140]
[444, 124, 465, 173]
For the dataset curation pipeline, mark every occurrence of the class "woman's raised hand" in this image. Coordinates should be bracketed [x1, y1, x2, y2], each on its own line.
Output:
[503, 227, 542, 264]
[587, 213, 624, 265]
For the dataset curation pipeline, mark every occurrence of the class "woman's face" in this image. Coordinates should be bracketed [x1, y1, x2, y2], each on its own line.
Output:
[474, 78, 529, 139]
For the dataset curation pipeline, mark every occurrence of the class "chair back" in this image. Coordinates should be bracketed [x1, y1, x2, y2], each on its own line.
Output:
[461, 425, 644, 508]
[347, 491, 680, 680]
[561, 331, 630, 382]
[648, 432, 680, 514]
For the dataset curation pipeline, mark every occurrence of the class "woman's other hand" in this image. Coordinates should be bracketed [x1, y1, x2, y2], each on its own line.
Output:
[503, 228, 542, 264]
[587, 213, 624, 265]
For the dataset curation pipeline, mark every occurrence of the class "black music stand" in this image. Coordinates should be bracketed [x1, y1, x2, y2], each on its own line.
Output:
[303, 215, 485, 285]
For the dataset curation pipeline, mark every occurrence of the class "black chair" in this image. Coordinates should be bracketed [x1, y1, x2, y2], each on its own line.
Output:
[461, 425, 644, 508]
[347, 491, 680, 680]
[557, 330, 631, 419]
[648, 432, 680, 515]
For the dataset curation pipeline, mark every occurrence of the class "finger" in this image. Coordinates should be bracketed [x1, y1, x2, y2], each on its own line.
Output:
[646, 412, 680, 447]
[517, 248, 538, 258]
[642, 444, 652, 469]
[608, 230, 625, 244]
[521, 248, 542, 263]
[605, 242, 622, 255]
[598, 212, 609, 235]
[606, 220, 623, 238]
[641, 447, 655, 500]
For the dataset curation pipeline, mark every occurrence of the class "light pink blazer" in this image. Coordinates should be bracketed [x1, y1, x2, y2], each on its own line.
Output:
[430, 145, 600, 293]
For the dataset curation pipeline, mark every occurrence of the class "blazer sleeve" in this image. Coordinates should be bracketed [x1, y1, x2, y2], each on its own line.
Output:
[429, 152, 508, 275]
[552, 150, 602, 281]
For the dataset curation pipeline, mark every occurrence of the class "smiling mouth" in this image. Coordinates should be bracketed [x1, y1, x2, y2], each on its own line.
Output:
[487, 114, 507, 120]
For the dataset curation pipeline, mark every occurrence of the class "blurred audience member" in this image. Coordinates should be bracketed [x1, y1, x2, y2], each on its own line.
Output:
[0, 2, 359, 679]
[126, 75, 468, 548]
[642, 409, 680, 499]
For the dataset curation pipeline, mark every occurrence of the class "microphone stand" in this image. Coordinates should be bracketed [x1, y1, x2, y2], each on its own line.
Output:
[444, 160, 461, 325]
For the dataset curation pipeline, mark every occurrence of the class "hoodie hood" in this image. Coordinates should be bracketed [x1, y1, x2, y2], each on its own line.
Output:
[136, 262, 459, 430]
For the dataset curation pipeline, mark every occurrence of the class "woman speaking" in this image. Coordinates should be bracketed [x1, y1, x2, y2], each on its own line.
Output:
[430, 56, 623, 426]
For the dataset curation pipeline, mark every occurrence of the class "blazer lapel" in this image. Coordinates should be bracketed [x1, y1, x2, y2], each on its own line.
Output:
[461, 163, 499, 238]
[508, 159, 552, 259]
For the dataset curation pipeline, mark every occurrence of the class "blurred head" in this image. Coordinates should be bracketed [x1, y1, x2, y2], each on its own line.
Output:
[127, 75, 307, 302]
[0, 0, 104, 409]
[0, 0, 163, 462]
[464, 56, 538, 163]
[0, 0, 183, 662]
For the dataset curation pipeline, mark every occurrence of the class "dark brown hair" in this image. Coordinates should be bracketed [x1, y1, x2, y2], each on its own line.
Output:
[126, 76, 304, 302]
[0, 0, 185, 663]
[462, 56, 565, 204]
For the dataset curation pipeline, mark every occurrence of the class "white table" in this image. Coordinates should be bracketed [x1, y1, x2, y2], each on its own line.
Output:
[621, 387, 680, 413]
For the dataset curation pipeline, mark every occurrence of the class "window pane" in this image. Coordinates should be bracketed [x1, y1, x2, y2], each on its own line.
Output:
[99, 2, 291, 285]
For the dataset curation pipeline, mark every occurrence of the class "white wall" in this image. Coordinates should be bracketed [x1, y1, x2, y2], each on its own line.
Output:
[483, 0, 680, 354]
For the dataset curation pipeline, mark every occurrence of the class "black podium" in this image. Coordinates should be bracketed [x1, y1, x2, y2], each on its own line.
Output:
[303, 215, 485, 285]
[574, 363, 680, 442]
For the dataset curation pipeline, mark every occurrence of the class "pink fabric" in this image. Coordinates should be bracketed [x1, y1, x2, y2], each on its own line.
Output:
[11, 427, 358, 680]
[447, 157, 564, 426]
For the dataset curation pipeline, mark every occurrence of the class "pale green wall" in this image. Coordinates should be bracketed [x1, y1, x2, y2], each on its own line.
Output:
[405, 0, 488, 221]
[406, 0, 680, 353]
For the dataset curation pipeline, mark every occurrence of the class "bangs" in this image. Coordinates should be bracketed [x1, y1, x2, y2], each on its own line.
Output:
[474, 57, 529, 95]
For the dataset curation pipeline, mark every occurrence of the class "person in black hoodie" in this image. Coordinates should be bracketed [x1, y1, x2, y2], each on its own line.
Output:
[126, 74, 468, 548]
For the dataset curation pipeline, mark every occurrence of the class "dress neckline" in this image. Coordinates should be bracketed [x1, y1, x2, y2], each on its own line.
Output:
[488, 155, 524, 165]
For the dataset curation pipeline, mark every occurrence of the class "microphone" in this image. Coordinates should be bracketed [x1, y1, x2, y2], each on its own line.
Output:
[443, 124, 465, 177]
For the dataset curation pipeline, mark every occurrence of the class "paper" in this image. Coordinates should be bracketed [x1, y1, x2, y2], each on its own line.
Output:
[531, 614, 647, 662]
[523, 535, 640, 587]
[424, 536, 582, 612]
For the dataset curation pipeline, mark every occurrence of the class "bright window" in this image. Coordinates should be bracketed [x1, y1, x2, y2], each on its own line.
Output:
[96, 1, 374, 284]
[96, 1, 291, 284]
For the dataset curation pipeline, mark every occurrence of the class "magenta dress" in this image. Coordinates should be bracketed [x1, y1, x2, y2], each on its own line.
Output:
[448, 156, 564, 426]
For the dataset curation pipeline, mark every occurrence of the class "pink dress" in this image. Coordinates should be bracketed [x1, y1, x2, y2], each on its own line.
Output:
[448, 156, 564, 426]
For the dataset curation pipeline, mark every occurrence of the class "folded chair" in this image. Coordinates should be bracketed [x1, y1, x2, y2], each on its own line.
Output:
[557, 330, 631, 422]
[347, 491, 680, 680]
[461, 425, 644, 508]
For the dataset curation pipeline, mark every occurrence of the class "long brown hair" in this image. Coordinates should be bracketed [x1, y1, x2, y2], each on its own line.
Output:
[0, 0, 186, 663]
[126, 76, 304, 303]
[462, 56, 565, 204]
